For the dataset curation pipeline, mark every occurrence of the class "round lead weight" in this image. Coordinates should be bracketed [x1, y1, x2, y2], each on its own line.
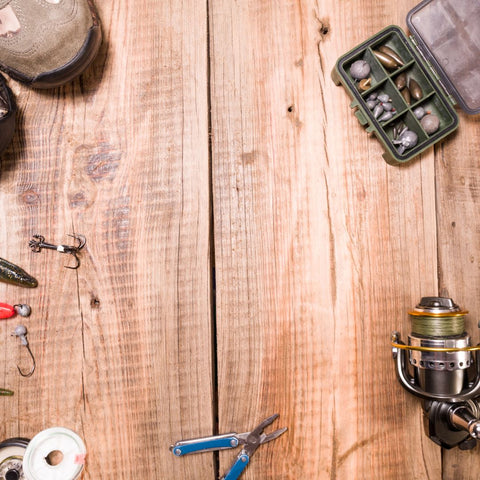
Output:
[349, 60, 371, 80]
[421, 114, 440, 135]
[22, 428, 86, 480]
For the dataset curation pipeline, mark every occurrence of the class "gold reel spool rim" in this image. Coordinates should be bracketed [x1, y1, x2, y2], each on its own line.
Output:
[391, 341, 480, 352]
[408, 310, 469, 318]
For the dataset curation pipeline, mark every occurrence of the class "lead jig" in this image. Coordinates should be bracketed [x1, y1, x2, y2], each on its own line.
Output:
[12, 325, 35, 378]
[0, 258, 38, 288]
[0, 303, 31, 319]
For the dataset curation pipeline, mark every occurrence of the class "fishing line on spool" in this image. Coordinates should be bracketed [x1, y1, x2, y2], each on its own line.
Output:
[0, 429, 86, 480]
[22, 428, 86, 480]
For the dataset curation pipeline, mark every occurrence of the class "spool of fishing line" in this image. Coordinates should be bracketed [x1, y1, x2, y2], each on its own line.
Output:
[407, 297, 471, 396]
[22, 428, 86, 480]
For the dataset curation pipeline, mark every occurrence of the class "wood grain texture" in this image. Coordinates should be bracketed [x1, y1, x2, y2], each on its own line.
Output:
[210, 0, 441, 478]
[0, 0, 476, 478]
[435, 112, 480, 477]
[0, 0, 214, 479]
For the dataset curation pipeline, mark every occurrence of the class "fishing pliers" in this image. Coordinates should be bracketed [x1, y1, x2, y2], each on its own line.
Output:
[170, 413, 287, 480]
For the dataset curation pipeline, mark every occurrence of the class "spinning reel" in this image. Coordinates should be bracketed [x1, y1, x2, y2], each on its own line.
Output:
[0, 438, 29, 480]
[392, 297, 480, 450]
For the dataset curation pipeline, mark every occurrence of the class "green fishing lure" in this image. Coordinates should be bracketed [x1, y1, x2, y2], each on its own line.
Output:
[0, 257, 37, 288]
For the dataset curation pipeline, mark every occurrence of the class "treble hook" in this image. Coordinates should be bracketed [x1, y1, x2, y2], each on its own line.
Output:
[12, 325, 36, 377]
[29, 234, 86, 269]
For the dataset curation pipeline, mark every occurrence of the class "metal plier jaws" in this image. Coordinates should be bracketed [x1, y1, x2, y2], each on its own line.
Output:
[170, 413, 287, 480]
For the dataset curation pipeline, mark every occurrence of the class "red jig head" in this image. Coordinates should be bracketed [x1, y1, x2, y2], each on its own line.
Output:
[0, 303, 31, 319]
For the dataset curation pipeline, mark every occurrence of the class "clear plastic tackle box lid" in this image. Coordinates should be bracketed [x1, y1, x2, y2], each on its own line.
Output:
[407, 0, 480, 114]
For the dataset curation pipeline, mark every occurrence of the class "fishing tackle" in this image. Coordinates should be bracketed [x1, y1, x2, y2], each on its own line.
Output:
[29, 234, 86, 270]
[373, 49, 399, 69]
[0, 303, 31, 319]
[392, 120, 408, 140]
[393, 129, 418, 155]
[358, 78, 371, 91]
[378, 45, 404, 66]
[378, 111, 394, 122]
[392, 297, 480, 450]
[0, 258, 37, 288]
[350, 59, 371, 80]
[0, 388, 13, 396]
[377, 93, 391, 103]
[401, 87, 411, 105]
[373, 103, 384, 119]
[366, 100, 377, 110]
[12, 325, 35, 378]
[421, 114, 440, 134]
[408, 78, 423, 101]
[395, 72, 407, 90]
[413, 106, 429, 119]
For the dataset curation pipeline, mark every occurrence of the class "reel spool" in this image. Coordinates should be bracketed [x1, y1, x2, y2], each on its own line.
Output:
[22, 428, 86, 480]
[0, 438, 29, 480]
[0, 428, 86, 480]
[407, 297, 470, 396]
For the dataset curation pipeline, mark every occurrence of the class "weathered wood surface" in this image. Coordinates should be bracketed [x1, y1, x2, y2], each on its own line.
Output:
[0, 0, 214, 479]
[436, 111, 480, 478]
[0, 0, 477, 478]
[210, 1, 441, 478]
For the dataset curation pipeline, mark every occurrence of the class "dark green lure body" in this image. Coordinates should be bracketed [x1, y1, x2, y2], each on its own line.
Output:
[0, 257, 37, 288]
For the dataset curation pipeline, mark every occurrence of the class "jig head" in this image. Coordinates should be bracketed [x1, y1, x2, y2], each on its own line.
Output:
[0, 303, 31, 319]
[29, 234, 86, 269]
[12, 325, 36, 378]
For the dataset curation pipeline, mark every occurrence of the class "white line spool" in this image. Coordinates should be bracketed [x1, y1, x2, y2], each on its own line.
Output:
[22, 428, 86, 480]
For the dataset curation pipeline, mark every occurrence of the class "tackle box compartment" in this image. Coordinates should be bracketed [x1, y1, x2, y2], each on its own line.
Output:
[331, 0, 480, 165]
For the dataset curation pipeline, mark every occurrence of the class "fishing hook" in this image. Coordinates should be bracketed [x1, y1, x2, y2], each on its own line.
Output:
[12, 325, 36, 378]
[29, 234, 86, 269]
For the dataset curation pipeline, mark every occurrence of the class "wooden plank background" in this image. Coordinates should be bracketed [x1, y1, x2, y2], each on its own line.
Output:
[0, 0, 477, 478]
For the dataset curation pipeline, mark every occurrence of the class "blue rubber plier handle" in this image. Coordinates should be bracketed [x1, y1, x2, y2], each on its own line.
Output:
[170, 413, 287, 480]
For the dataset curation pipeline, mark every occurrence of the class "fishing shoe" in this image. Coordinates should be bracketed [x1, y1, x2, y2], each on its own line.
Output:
[0, 0, 101, 88]
[0, 72, 15, 154]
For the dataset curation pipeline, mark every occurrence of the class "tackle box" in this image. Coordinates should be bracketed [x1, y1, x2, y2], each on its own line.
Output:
[331, 0, 480, 165]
